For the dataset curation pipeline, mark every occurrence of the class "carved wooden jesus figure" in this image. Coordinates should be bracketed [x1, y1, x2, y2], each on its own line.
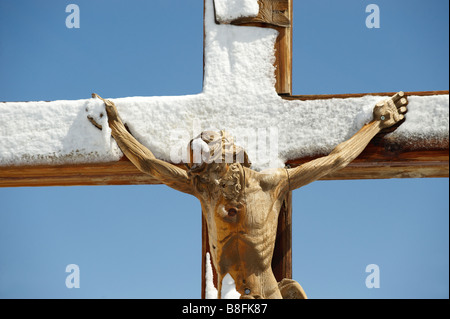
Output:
[88, 92, 408, 299]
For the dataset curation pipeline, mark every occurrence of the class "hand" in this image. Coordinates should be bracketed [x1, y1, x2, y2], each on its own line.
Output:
[92, 93, 120, 121]
[373, 91, 408, 129]
[87, 93, 122, 130]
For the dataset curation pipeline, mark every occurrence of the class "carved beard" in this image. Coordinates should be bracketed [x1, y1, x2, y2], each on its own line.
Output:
[191, 162, 245, 203]
[217, 163, 243, 201]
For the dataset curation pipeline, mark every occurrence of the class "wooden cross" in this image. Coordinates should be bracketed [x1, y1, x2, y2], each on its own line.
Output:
[0, 0, 448, 298]
[203, 0, 448, 297]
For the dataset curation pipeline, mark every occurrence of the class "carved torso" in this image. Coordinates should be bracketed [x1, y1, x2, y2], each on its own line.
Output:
[191, 163, 288, 298]
[93, 90, 407, 300]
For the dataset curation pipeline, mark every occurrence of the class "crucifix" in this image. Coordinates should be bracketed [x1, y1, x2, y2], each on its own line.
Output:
[0, 0, 448, 299]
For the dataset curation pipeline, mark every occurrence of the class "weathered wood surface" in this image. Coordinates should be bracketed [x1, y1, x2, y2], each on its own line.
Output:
[271, 191, 292, 282]
[285, 90, 449, 179]
[235, 0, 292, 95]
[287, 147, 449, 180]
[201, 190, 292, 299]
[198, 91, 410, 299]
[2, 145, 445, 188]
[89, 97, 304, 299]
[283, 90, 449, 100]
[227, 0, 293, 95]
[229, 0, 291, 28]
[202, 0, 294, 299]
[0, 159, 161, 188]
[0, 0, 446, 301]
[1, 91, 447, 188]
[201, 213, 217, 299]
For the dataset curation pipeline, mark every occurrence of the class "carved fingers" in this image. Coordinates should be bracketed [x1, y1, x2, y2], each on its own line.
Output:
[373, 91, 408, 129]
[87, 93, 123, 131]
[91, 93, 120, 121]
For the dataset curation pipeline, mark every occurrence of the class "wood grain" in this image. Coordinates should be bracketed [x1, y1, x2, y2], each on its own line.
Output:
[228, 0, 292, 95]
[1, 90, 448, 187]
[201, 213, 216, 299]
[283, 90, 449, 100]
[228, 0, 291, 28]
[283, 90, 449, 179]
[0, 159, 161, 188]
[287, 149, 449, 180]
[271, 191, 292, 282]
[0, 0, 446, 300]
[201, 1, 294, 298]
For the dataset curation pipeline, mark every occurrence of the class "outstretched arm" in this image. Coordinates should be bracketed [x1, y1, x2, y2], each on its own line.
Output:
[286, 92, 408, 191]
[89, 94, 194, 195]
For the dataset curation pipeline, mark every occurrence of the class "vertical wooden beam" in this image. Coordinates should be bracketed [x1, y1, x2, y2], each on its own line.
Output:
[201, 0, 294, 299]
[235, 0, 293, 95]
[210, 0, 293, 95]
[271, 191, 293, 282]
[201, 213, 216, 299]
[273, 0, 293, 95]
[201, 212, 221, 299]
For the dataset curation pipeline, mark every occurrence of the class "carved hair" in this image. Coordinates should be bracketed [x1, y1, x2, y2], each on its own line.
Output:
[186, 130, 250, 201]
[186, 130, 251, 174]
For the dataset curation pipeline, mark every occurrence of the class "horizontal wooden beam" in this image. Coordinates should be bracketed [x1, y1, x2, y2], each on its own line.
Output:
[287, 146, 449, 180]
[0, 159, 161, 188]
[1, 142, 445, 188]
[0, 91, 448, 188]
[283, 90, 449, 100]
[284, 90, 449, 180]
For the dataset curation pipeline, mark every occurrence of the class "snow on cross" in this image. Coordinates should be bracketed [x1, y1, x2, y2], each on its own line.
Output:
[0, 0, 448, 186]
[0, 0, 448, 299]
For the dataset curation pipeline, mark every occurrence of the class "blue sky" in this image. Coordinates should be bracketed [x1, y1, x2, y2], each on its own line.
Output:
[0, 0, 448, 299]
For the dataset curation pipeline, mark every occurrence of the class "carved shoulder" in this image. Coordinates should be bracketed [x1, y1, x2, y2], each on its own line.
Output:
[250, 167, 289, 198]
